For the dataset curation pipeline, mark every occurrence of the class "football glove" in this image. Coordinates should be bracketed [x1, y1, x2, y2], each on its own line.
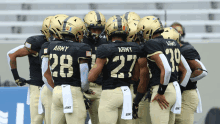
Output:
[83, 95, 92, 110]
[84, 89, 95, 94]
[132, 103, 139, 119]
[15, 77, 27, 86]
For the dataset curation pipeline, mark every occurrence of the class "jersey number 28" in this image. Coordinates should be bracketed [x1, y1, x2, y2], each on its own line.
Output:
[50, 54, 73, 78]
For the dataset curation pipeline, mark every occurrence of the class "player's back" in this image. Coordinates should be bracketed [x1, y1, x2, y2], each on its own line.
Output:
[48, 40, 91, 87]
[97, 40, 140, 90]
[25, 35, 47, 86]
[180, 41, 200, 60]
[145, 36, 181, 87]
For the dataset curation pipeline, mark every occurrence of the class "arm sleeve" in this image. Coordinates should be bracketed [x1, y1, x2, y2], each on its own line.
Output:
[96, 45, 111, 58]
[180, 55, 192, 87]
[41, 57, 53, 91]
[80, 63, 89, 92]
[24, 36, 40, 52]
[190, 59, 208, 82]
[7, 45, 25, 69]
[159, 54, 172, 85]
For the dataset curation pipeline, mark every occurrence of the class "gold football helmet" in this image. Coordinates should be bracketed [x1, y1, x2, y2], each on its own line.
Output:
[127, 21, 139, 42]
[122, 12, 140, 23]
[105, 15, 129, 41]
[41, 16, 53, 41]
[171, 22, 185, 38]
[84, 11, 106, 40]
[60, 16, 86, 42]
[49, 14, 69, 39]
[161, 27, 181, 43]
[137, 16, 164, 41]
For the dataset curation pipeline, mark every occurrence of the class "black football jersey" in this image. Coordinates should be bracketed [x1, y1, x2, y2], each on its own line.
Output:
[180, 41, 201, 90]
[47, 40, 92, 87]
[141, 36, 181, 88]
[82, 37, 109, 85]
[24, 35, 47, 86]
[96, 40, 141, 90]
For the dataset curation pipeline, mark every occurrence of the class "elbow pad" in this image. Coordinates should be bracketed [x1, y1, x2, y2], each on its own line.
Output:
[80, 63, 89, 92]
[190, 59, 208, 82]
[41, 57, 53, 91]
[7, 45, 24, 69]
[180, 55, 192, 87]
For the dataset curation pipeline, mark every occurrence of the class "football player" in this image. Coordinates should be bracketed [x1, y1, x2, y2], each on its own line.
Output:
[82, 11, 108, 124]
[133, 16, 191, 124]
[39, 14, 69, 124]
[7, 17, 51, 124]
[127, 20, 152, 124]
[88, 15, 140, 124]
[44, 16, 92, 124]
[170, 23, 208, 124]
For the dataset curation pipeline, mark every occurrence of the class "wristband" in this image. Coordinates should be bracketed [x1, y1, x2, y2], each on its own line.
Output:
[157, 83, 168, 95]
[134, 92, 145, 105]
[11, 69, 19, 80]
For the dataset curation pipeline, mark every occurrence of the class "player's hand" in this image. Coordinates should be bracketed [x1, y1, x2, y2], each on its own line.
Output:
[152, 93, 169, 110]
[83, 95, 92, 110]
[132, 103, 139, 119]
[15, 77, 27, 86]
[84, 89, 95, 95]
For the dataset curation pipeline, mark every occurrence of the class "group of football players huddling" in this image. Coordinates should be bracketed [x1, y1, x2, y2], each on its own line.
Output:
[7, 11, 208, 124]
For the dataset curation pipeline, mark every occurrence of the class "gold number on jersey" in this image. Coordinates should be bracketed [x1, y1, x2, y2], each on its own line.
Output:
[50, 54, 58, 77]
[60, 55, 73, 78]
[165, 48, 181, 72]
[174, 49, 181, 72]
[50, 54, 73, 78]
[111, 55, 137, 78]
[111, 55, 125, 78]
[91, 54, 96, 68]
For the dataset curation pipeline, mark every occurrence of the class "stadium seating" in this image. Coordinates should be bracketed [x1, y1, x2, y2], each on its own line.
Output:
[0, 0, 220, 42]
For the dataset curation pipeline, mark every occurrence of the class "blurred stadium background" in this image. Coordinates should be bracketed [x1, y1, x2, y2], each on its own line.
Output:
[0, 0, 220, 123]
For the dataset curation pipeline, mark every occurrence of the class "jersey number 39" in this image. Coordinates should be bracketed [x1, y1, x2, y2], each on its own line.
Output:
[165, 48, 181, 72]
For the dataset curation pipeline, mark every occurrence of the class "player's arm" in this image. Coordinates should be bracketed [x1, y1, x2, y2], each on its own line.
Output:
[150, 53, 171, 109]
[187, 59, 208, 82]
[88, 58, 107, 82]
[178, 55, 192, 88]
[133, 58, 149, 104]
[133, 57, 150, 119]
[7, 45, 37, 86]
[44, 60, 54, 88]
[131, 61, 140, 82]
[150, 53, 171, 94]
[41, 56, 53, 91]
[79, 58, 90, 92]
